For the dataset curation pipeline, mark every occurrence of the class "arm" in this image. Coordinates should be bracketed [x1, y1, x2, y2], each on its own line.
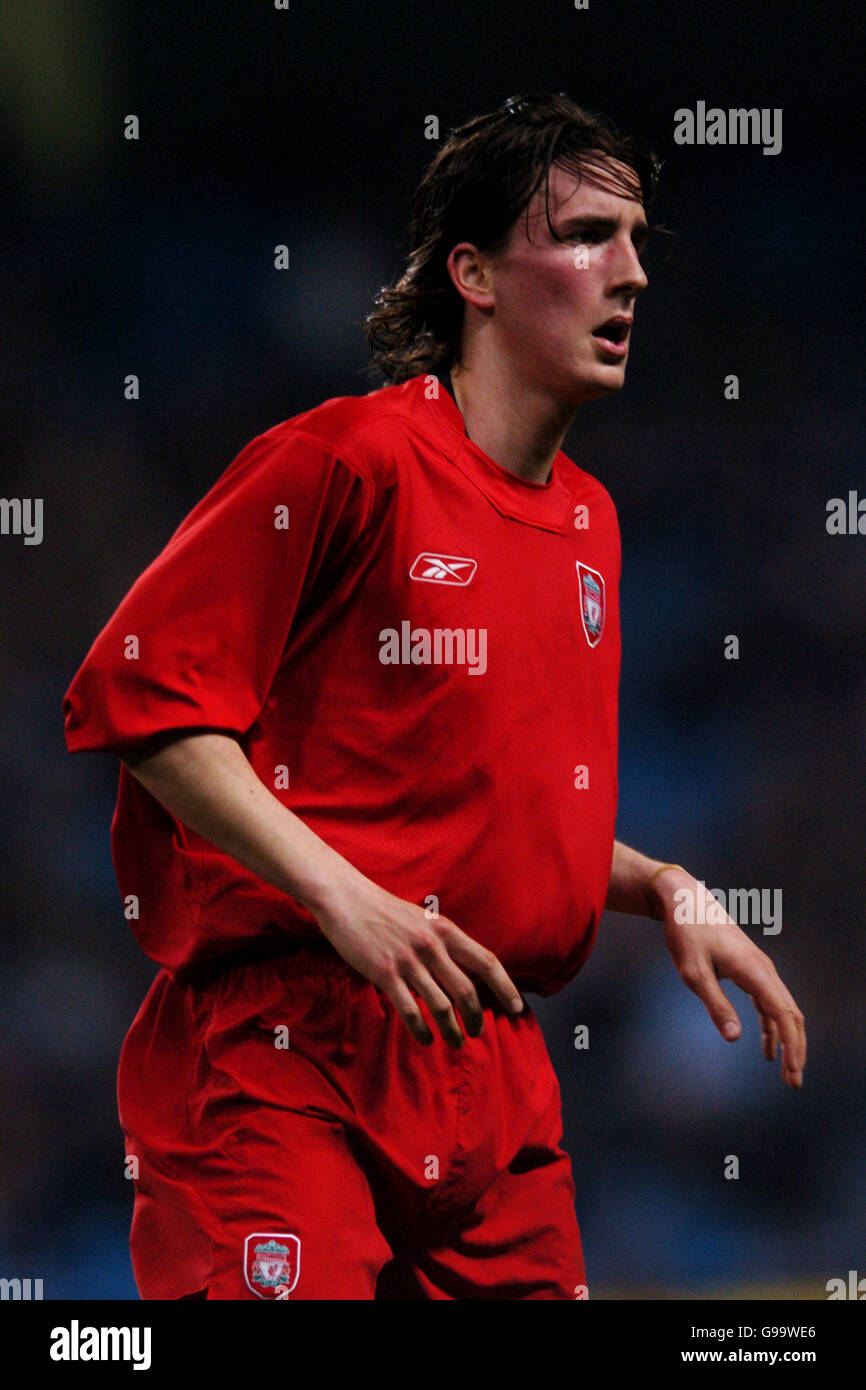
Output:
[120, 730, 524, 1045]
[606, 840, 806, 1090]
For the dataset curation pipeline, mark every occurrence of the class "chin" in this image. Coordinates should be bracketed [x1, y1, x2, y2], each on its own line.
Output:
[569, 370, 626, 405]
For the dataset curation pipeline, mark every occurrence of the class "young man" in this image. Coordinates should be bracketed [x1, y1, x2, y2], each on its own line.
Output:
[63, 93, 806, 1301]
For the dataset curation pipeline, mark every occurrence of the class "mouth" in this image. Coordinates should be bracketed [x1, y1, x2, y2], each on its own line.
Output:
[591, 315, 632, 358]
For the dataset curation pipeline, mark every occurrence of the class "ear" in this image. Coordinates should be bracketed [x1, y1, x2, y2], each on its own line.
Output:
[445, 242, 495, 310]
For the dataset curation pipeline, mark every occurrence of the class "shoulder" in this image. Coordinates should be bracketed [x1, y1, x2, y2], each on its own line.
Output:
[558, 452, 620, 528]
[255, 378, 427, 489]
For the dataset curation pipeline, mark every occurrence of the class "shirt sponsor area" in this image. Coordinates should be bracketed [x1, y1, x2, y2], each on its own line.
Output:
[379, 622, 488, 675]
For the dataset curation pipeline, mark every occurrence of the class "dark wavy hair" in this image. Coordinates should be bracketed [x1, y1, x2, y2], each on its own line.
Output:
[365, 93, 661, 384]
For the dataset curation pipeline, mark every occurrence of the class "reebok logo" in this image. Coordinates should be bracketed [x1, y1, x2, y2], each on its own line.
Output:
[409, 553, 477, 585]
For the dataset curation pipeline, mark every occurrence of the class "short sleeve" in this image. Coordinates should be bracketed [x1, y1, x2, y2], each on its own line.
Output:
[62, 426, 373, 754]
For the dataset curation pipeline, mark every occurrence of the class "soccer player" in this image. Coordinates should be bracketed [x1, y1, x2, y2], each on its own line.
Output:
[63, 93, 806, 1301]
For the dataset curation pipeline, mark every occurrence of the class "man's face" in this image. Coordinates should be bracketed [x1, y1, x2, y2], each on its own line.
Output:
[480, 157, 649, 404]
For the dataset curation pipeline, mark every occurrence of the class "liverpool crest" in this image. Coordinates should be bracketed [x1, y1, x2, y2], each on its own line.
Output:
[244, 1233, 301, 1299]
[576, 562, 605, 647]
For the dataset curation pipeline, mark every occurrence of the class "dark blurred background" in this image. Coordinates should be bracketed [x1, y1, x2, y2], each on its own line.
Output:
[1, 0, 863, 1298]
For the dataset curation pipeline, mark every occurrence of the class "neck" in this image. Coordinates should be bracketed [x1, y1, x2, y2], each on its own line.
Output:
[448, 358, 577, 485]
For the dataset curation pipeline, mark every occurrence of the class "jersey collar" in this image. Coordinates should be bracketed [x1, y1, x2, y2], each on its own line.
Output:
[408, 372, 582, 532]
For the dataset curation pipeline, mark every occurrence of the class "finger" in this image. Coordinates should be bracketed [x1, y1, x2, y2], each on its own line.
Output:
[761, 1019, 779, 1062]
[730, 964, 806, 1082]
[775, 1009, 806, 1086]
[759, 1003, 804, 1086]
[423, 952, 485, 1037]
[750, 995, 778, 1061]
[404, 964, 466, 1048]
[386, 977, 435, 1046]
[684, 965, 742, 1041]
[792, 996, 807, 1069]
[447, 932, 524, 1015]
[753, 984, 806, 1079]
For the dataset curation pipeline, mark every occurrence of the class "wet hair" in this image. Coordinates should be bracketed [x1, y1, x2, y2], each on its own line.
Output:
[365, 92, 661, 383]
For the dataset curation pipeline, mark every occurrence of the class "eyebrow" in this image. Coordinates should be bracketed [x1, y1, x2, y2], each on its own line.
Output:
[559, 215, 650, 248]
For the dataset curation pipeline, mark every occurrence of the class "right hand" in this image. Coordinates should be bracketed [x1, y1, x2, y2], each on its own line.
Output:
[311, 875, 524, 1047]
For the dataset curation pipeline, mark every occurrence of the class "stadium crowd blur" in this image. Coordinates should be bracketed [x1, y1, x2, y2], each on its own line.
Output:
[1, 3, 863, 1296]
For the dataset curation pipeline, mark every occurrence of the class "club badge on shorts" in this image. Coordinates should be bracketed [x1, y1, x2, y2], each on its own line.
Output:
[244, 1233, 301, 1299]
[576, 562, 606, 648]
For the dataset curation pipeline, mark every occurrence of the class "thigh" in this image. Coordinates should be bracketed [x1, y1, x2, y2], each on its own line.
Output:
[135, 1104, 394, 1301]
[405, 1116, 586, 1301]
[122, 961, 396, 1300]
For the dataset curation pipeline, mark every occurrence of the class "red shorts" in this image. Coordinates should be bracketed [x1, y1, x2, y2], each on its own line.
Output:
[118, 943, 586, 1300]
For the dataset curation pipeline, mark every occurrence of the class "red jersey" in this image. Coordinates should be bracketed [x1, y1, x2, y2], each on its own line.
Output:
[63, 374, 621, 995]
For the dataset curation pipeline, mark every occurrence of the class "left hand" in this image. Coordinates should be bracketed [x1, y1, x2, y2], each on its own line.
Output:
[649, 868, 806, 1089]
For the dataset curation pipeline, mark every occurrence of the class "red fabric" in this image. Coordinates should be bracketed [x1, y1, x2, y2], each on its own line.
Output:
[120, 947, 587, 1300]
[62, 374, 621, 996]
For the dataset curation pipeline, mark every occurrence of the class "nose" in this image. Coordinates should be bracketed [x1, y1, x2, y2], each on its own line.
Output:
[612, 235, 648, 297]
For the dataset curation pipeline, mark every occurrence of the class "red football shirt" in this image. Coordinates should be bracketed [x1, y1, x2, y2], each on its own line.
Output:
[63, 374, 621, 995]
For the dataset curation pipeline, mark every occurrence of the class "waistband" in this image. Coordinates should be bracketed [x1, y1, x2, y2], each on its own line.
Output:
[175, 936, 364, 992]
[173, 937, 531, 1015]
